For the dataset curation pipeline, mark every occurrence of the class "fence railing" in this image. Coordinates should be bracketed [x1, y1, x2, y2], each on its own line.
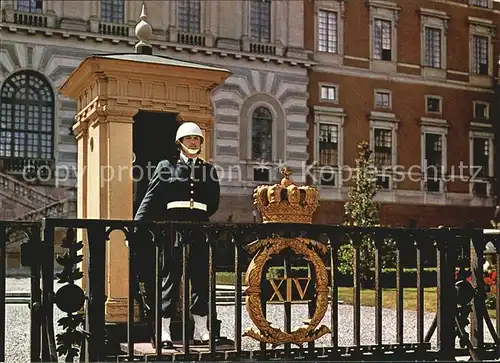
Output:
[34, 218, 500, 362]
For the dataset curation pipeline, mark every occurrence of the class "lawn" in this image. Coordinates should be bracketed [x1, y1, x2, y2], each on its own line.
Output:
[216, 272, 497, 319]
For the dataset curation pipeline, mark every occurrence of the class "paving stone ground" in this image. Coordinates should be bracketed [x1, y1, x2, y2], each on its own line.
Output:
[3, 277, 497, 362]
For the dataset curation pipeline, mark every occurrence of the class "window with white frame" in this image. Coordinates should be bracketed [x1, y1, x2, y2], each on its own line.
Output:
[369, 113, 398, 190]
[373, 19, 392, 61]
[472, 35, 489, 75]
[178, 0, 201, 34]
[420, 119, 448, 192]
[100, 0, 125, 23]
[318, 124, 338, 186]
[470, 132, 493, 196]
[472, 137, 490, 178]
[318, 124, 339, 166]
[423, 132, 444, 192]
[314, 106, 345, 187]
[317, 9, 338, 53]
[17, 0, 43, 13]
[375, 90, 391, 109]
[420, 8, 449, 73]
[426, 95, 442, 114]
[374, 128, 393, 189]
[374, 129, 392, 168]
[424, 27, 442, 68]
[250, 0, 271, 43]
[473, 101, 489, 121]
[320, 85, 337, 102]
[368, 1, 400, 66]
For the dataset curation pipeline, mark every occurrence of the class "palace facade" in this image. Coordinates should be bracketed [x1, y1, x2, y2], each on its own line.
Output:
[305, 0, 500, 227]
[0, 0, 310, 228]
[0, 0, 499, 244]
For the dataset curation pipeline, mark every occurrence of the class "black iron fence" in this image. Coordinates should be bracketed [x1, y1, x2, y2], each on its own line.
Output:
[0, 219, 499, 361]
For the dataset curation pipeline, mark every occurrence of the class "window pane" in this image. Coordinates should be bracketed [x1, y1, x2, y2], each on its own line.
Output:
[427, 97, 441, 113]
[375, 92, 390, 107]
[178, 0, 201, 33]
[472, 35, 488, 75]
[252, 106, 273, 161]
[425, 133, 442, 177]
[374, 128, 392, 167]
[472, 0, 488, 7]
[321, 86, 336, 101]
[250, 0, 271, 42]
[317, 10, 337, 53]
[424, 27, 441, 68]
[100, 0, 125, 23]
[318, 123, 338, 166]
[474, 103, 488, 119]
[473, 137, 489, 176]
[373, 19, 391, 60]
[17, 0, 43, 13]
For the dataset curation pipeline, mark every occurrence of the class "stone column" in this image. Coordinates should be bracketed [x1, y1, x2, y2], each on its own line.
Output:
[71, 103, 136, 322]
[73, 117, 89, 291]
[87, 106, 135, 322]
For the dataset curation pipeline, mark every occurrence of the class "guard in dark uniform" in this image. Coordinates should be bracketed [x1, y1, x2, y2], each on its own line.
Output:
[134, 121, 220, 348]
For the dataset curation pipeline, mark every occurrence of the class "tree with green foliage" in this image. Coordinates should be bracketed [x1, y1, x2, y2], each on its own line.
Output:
[339, 140, 395, 286]
[344, 141, 380, 228]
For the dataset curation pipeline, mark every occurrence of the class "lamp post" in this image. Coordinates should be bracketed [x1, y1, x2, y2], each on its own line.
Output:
[252, 210, 257, 223]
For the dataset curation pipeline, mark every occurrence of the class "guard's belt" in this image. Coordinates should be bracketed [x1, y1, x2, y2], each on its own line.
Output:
[167, 201, 207, 211]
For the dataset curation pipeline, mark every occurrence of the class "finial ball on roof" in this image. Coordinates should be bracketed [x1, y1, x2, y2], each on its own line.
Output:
[135, 3, 152, 44]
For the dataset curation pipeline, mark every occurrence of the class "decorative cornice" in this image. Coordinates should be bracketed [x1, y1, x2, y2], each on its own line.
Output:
[366, 0, 402, 11]
[0, 21, 314, 69]
[72, 120, 89, 141]
[313, 105, 347, 117]
[420, 117, 450, 128]
[419, 7, 450, 20]
[368, 111, 400, 123]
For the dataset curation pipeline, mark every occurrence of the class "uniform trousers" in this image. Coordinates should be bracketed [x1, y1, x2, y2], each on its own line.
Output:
[161, 231, 210, 318]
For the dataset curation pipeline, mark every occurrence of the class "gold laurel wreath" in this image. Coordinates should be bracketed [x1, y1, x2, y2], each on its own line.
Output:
[243, 237, 331, 346]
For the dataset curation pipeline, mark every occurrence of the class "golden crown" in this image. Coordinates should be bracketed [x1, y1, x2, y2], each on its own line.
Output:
[253, 167, 320, 224]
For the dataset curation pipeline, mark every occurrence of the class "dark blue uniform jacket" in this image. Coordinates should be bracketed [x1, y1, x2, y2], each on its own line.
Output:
[134, 156, 220, 223]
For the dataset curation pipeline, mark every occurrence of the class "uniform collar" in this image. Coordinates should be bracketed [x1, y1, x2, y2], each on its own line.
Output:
[179, 152, 197, 165]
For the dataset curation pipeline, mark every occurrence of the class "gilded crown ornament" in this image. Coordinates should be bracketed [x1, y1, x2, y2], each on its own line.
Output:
[253, 167, 319, 224]
[245, 167, 329, 346]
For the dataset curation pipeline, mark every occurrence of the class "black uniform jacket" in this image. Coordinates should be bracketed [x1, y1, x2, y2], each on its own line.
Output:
[134, 156, 220, 223]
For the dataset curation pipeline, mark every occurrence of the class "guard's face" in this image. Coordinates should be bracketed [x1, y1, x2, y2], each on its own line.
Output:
[182, 135, 202, 149]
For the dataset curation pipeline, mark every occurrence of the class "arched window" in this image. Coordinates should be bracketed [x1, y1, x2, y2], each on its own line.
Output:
[251, 106, 273, 161]
[0, 71, 54, 162]
[178, 0, 201, 34]
[100, 0, 125, 23]
[250, 0, 271, 43]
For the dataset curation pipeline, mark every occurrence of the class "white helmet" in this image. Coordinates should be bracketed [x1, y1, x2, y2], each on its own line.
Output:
[175, 122, 204, 143]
